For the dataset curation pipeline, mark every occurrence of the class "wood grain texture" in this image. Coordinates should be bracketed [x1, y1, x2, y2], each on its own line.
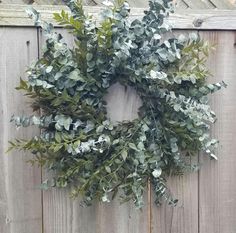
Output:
[0, 14, 235, 233]
[40, 29, 149, 233]
[104, 83, 143, 123]
[0, 0, 235, 8]
[199, 31, 236, 233]
[150, 29, 199, 233]
[100, 82, 149, 233]
[41, 28, 98, 233]
[0, 27, 42, 233]
[93, 0, 149, 7]
[43, 188, 98, 233]
[1, 4, 236, 30]
[151, 174, 199, 233]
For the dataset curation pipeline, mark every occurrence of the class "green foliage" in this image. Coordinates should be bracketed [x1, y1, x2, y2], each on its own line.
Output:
[10, 0, 226, 209]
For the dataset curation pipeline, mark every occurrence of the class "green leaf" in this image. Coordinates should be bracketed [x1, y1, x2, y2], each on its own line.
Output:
[105, 166, 111, 173]
[210, 153, 218, 160]
[55, 132, 61, 143]
[53, 144, 63, 152]
[63, 117, 72, 130]
[171, 143, 178, 153]
[46, 66, 53, 73]
[86, 53, 93, 61]
[152, 168, 162, 178]
[16, 77, 28, 90]
[32, 116, 40, 125]
[68, 69, 83, 81]
[121, 150, 128, 161]
[128, 143, 139, 152]
[96, 125, 104, 133]
[112, 139, 120, 145]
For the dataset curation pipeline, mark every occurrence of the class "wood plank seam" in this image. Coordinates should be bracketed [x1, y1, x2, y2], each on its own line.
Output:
[36, 27, 44, 233]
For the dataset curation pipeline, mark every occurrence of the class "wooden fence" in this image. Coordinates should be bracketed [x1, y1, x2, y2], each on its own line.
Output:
[0, 5, 236, 233]
[0, 0, 236, 9]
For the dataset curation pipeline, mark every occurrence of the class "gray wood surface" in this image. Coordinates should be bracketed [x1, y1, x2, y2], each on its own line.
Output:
[151, 30, 199, 233]
[0, 27, 42, 233]
[199, 31, 236, 233]
[152, 174, 199, 233]
[41, 29, 97, 233]
[2, 5, 236, 30]
[0, 0, 235, 9]
[39, 30, 149, 233]
[104, 83, 143, 123]
[0, 18, 235, 233]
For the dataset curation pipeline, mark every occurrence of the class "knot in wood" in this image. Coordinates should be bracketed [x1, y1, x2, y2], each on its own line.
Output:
[193, 18, 203, 28]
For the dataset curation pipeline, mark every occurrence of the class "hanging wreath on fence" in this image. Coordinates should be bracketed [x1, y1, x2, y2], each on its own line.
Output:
[9, 0, 226, 208]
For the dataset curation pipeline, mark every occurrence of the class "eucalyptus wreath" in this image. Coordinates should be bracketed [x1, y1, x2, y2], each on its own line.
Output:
[10, 0, 226, 208]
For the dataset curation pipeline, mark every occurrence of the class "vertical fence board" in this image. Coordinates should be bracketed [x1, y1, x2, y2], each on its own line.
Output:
[0, 27, 42, 233]
[41, 28, 98, 233]
[151, 173, 199, 233]
[151, 30, 199, 233]
[40, 28, 98, 233]
[43, 188, 99, 233]
[98, 83, 149, 233]
[40, 30, 149, 233]
[199, 31, 236, 233]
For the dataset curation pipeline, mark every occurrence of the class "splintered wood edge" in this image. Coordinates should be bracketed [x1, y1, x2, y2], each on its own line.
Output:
[1, 4, 236, 30]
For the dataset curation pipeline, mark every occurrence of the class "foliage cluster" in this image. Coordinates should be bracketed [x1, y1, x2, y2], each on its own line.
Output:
[10, 0, 226, 208]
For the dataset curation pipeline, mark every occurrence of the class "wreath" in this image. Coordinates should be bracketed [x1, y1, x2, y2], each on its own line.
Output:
[10, 0, 226, 208]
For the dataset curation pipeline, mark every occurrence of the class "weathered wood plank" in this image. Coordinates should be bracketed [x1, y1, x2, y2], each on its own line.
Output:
[229, 0, 236, 3]
[1, 4, 236, 30]
[40, 28, 96, 233]
[151, 29, 201, 233]
[104, 83, 143, 123]
[95, 200, 149, 233]
[101, 83, 149, 233]
[32, 0, 96, 5]
[93, 0, 149, 7]
[0, 27, 42, 233]
[199, 31, 236, 233]
[151, 174, 199, 233]
[43, 188, 99, 233]
[151, 30, 199, 233]
[40, 28, 99, 233]
[168, 9, 236, 30]
[40, 30, 149, 233]
[0, 0, 30, 3]
[0, 0, 236, 9]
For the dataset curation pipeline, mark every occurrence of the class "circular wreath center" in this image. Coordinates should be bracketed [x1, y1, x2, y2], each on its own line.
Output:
[104, 83, 143, 123]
